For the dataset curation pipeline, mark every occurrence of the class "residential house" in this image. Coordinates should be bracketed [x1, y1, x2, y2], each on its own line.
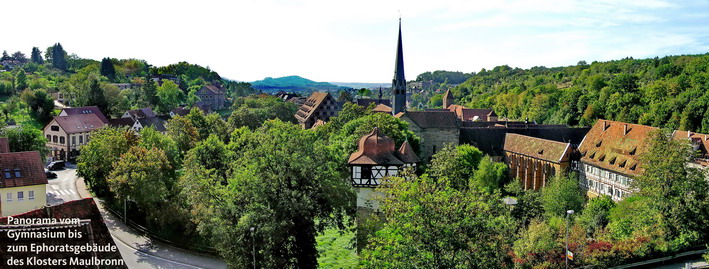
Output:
[576, 120, 657, 201]
[196, 85, 225, 110]
[294, 92, 340, 129]
[0, 151, 47, 217]
[443, 90, 498, 122]
[44, 111, 106, 160]
[58, 106, 109, 124]
[132, 116, 170, 134]
[504, 133, 572, 190]
[122, 107, 156, 122]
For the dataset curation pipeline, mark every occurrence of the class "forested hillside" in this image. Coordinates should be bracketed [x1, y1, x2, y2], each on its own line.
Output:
[251, 75, 350, 93]
[451, 54, 709, 131]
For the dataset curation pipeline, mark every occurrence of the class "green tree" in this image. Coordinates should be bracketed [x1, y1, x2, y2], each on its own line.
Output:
[361, 174, 515, 268]
[578, 196, 614, 236]
[634, 130, 709, 248]
[156, 80, 181, 114]
[51, 43, 68, 70]
[107, 146, 174, 220]
[30, 47, 43, 64]
[100, 57, 116, 81]
[428, 143, 483, 190]
[15, 68, 27, 91]
[471, 156, 508, 192]
[1, 126, 49, 160]
[182, 120, 354, 268]
[77, 127, 138, 196]
[138, 127, 180, 167]
[86, 73, 108, 113]
[166, 116, 199, 155]
[541, 172, 585, 217]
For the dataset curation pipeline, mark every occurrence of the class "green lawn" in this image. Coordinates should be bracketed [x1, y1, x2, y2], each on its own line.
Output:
[317, 226, 359, 269]
[8, 106, 44, 130]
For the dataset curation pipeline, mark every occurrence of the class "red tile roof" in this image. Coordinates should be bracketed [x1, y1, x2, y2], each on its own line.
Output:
[0, 151, 47, 188]
[348, 127, 404, 165]
[52, 113, 106, 134]
[60, 106, 109, 124]
[579, 120, 658, 176]
[672, 130, 709, 161]
[504, 133, 571, 163]
[447, 105, 494, 121]
[372, 103, 393, 113]
[0, 137, 9, 153]
[397, 140, 420, 163]
[295, 92, 335, 125]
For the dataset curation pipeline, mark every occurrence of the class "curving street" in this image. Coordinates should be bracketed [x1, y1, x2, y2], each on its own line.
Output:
[48, 164, 227, 269]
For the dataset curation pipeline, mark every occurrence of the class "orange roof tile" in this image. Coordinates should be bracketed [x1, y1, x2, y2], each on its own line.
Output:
[504, 133, 571, 163]
[0, 151, 47, 188]
[348, 127, 404, 165]
[397, 140, 420, 163]
[579, 119, 658, 176]
[672, 130, 709, 161]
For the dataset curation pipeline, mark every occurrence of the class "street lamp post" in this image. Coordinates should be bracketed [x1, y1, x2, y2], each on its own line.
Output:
[250, 227, 255, 269]
[566, 209, 575, 269]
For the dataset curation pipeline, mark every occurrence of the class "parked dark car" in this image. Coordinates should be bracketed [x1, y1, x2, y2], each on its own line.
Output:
[46, 161, 65, 171]
[45, 169, 57, 179]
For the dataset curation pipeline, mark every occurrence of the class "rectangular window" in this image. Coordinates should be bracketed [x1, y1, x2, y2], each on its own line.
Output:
[79, 135, 83, 144]
[72, 136, 76, 145]
[6, 192, 12, 202]
[14, 169, 21, 178]
[4, 169, 11, 179]
[28, 191, 34, 200]
[17, 191, 23, 201]
[60, 136, 65, 144]
[51, 125, 59, 131]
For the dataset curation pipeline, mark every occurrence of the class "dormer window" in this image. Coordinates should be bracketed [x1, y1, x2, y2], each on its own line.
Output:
[538, 149, 544, 155]
[619, 159, 626, 168]
[14, 169, 21, 178]
[598, 154, 605, 162]
[596, 140, 602, 147]
[4, 169, 11, 179]
[589, 152, 596, 159]
[629, 147, 637, 155]
[609, 156, 617, 165]
[630, 163, 637, 170]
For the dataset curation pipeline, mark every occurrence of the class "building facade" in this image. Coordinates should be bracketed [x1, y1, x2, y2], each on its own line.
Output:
[576, 120, 656, 201]
[395, 111, 459, 161]
[196, 85, 225, 110]
[44, 113, 106, 161]
[504, 133, 572, 190]
[0, 151, 47, 217]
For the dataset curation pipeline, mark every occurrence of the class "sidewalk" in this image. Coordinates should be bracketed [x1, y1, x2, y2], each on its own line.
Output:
[76, 177, 226, 269]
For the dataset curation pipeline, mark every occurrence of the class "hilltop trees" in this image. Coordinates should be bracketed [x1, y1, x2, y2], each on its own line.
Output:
[100, 57, 116, 81]
[30, 47, 43, 64]
[50, 43, 68, 70]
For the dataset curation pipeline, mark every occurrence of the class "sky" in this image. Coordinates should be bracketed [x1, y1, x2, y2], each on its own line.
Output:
[3, 0, 709, 83]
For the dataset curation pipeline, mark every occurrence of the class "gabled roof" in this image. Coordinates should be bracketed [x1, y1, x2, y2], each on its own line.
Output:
[0, 151, 47, 188]
[0, 137, 9, 153]
[171, 107, 191, 117]
[60, 106, 109, 124]
[397, 140, 420, 163]
[447, 105, 494, 121]
[52, 113, 106, 134]
[579, 120, 658, 176]
[372, 103, 393, 113]
[504, 133, 571, 163]
[108, 117, 135, 128]
[348, 127, 404, 166]
[198, 85, 223, 95]
[295, 92, 333, 123]
[125, 107, 156, 119]
[395, 111, 458, 129]
[138, 116, 169, 132]
[0, 198, 126, 266]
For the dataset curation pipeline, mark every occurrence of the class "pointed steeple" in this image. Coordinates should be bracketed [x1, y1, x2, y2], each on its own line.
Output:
[392, 18, 407, 115]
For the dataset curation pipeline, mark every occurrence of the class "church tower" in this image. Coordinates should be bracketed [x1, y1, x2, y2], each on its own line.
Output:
[392, 19, 406, 115]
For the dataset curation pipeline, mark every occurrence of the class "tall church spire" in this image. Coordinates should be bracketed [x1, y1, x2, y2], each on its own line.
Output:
[392, 18, 407, 115]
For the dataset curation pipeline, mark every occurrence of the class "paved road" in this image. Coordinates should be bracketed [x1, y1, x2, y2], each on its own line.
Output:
[46, 163, 81, 205]
[50, 164, 227, 269]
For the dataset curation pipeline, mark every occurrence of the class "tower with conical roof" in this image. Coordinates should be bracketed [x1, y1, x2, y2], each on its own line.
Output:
[392, 19, 406, 115]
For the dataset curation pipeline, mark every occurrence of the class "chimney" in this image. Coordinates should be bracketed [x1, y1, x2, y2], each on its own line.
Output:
[623, 124, 628, 135]
[603, 120, 607, 130]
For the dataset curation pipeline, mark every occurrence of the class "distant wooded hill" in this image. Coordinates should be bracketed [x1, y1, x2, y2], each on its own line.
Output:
[251, 76, 351, 92]
[449, 54, 709, 132]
